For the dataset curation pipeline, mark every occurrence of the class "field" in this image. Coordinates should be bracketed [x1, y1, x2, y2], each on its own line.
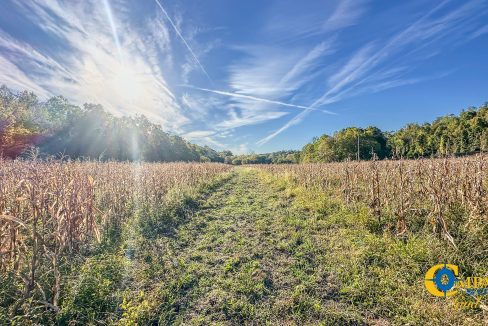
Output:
[1, 156, 487, 325]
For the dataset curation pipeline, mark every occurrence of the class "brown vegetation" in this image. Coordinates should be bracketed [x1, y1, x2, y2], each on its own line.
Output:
[257, 154, 487, 245]
[0, 159, 231, 312]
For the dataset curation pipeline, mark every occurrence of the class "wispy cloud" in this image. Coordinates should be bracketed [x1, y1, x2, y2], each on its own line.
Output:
[217, 109, 290, 130]
[174, 40, 338, 147]
[264, 0, 368, 41]
[102, 0, 122, 61]
[154, 0, 212, 84]
[322, 0, 367, 32]
[228, 41, 334, 98]
[180, 85, 335, 114]
[316, 0, 488, 107]
[0, 0, 190, 131]
[258, 0, 488, 145]
[257, 109, 309, 145]
[469, 24, 488, 40]
[208, 40, 336, 137]
[182, 130, 226, 149]
[219, 1, 366, 146]
[278, 41, 336, 93]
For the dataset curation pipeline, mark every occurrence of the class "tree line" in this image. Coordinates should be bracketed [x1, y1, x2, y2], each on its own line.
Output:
[0, 86, 231, 162]
[227, 103, 487, 164]
[299, 103, 487, 163]
[226, 150, 300, 165]
[1, 86, 486, 163]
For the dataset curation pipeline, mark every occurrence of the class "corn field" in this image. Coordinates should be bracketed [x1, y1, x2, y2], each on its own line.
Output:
[1, 157, 487, 323]
[257, 155, 487, 245]
[0, 159, 231, 310]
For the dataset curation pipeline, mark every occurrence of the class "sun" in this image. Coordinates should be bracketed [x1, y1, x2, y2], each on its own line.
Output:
[109, 65, 146, 104]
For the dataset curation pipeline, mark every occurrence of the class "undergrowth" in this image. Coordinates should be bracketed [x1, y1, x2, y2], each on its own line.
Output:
[0, 172, 233, 325]
[260, 170, 487, 325]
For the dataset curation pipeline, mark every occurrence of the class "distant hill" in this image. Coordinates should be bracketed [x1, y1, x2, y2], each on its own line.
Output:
[0, 86, 231, 162]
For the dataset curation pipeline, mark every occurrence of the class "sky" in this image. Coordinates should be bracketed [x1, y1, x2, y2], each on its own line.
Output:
[0, 0, 487, 154]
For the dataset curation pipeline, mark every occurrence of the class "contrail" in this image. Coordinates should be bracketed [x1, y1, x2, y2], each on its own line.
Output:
[180, 85, 336, 114]
[256, 91, 336, 145]
[257, 109, 310, 145]
[257, 0, 453, 146]
[154, 0, 212, 83]
[102, 0, 122, 62]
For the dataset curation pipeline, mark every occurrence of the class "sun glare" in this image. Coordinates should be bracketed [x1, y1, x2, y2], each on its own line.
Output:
[109, 65, 145, 104]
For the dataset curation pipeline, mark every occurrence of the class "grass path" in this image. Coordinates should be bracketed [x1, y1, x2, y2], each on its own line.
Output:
[132, 168, 362, 325]
[59, 167, 481, 325]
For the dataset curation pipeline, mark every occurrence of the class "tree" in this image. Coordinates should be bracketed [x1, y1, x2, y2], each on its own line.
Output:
[0, 85, 226, 162]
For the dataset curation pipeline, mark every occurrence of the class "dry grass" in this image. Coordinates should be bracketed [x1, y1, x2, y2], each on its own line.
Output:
[0, 159, 231, 310]
[256, 155, 487, 243]
[1, 155, 487, 324]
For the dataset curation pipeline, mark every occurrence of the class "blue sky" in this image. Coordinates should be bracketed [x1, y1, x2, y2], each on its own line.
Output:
[0, 0, 487, 154]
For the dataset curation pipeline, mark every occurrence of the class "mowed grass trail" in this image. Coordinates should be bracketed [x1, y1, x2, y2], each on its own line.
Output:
[120, 168, 481, 326]
[124, 168, 362, 325]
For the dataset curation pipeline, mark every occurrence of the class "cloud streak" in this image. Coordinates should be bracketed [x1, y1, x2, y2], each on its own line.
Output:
[102, 0, 122, 61]
[180, 85, 336, 114]
[258, 0, 488, 145]
[322, 0, 367, 32]
[154, 0, 212, 83]
[0, 0, 189, 131]
[257, 109, 309, 145]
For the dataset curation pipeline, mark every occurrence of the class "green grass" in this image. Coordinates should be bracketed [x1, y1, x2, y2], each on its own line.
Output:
[258, 169, 487, 325]
[6, 168, 485, 325]
[117, 168, 369, 325]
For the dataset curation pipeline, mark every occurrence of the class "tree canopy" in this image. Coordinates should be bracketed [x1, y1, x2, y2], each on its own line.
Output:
[0, 86, 231, 162]
[300, 103, 488, 162]
[301, 126, 389, 163]
[228, 151, 300, 165]
[389, 107, 488, 158]
[1, 86, 486, 163]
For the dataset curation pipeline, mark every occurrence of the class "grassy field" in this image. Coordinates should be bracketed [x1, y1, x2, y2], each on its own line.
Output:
[1, 158, 487, 325]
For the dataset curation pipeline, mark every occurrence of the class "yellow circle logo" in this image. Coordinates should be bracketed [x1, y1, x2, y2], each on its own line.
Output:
[425, 263, 459, 297]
